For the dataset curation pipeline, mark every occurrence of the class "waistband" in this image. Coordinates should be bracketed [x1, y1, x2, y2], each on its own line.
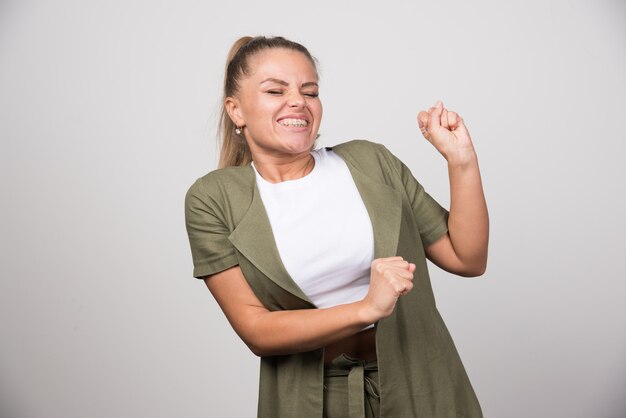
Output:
[324, 354, 379, 418]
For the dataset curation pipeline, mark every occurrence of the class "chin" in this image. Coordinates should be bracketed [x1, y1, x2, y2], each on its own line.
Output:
[282, 136, 317, 153]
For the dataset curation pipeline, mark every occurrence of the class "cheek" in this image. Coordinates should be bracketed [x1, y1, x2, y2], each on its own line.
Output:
[312, 102, 323, 124]
[244, 101, 276, 127]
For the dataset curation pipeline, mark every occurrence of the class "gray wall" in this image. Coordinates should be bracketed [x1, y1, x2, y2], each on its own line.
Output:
[1, 0, 625, 417]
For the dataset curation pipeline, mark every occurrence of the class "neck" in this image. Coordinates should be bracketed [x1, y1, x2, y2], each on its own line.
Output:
[252, 151, 315, 183]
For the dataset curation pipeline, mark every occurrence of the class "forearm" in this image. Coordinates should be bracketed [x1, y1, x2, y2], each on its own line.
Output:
[447, 151, 489, 274]
[245, 301, 372, 357]
[208, 255, 412, 358]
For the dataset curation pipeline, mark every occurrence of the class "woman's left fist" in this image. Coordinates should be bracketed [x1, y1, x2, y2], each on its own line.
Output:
[417, 100, 475, 165]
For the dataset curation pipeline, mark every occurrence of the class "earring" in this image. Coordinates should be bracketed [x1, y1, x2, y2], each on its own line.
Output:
[235, 127, 242, 135]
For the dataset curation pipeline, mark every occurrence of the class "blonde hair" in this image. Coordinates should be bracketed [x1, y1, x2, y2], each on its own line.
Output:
[218, 36, 318, 168]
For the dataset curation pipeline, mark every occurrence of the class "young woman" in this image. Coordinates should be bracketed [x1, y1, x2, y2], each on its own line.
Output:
[185, 35, 488, 418]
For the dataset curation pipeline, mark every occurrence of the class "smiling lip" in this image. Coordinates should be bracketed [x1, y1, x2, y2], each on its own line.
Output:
[277, 114, 310, 125]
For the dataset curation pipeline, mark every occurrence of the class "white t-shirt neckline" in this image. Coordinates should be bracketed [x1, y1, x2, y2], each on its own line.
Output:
[251, 150, 321, 188]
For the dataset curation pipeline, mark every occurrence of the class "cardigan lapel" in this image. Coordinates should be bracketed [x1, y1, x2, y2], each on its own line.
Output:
[228, 174, 314, 304]
[337, 152, 404, 259]
[227, 152, 404, 303]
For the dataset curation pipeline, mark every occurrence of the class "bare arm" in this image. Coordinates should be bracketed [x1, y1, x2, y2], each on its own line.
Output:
[418, 101, 489, 276]
[205, 257, 415, 357]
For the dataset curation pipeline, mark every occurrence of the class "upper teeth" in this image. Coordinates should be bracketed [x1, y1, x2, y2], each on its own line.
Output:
[279, 118, 308, 127]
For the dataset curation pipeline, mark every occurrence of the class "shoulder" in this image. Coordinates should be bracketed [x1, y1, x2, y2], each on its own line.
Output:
[327, 139, 385, 155]
[327, 139, 403, 175]
[185, 165, 255, 211]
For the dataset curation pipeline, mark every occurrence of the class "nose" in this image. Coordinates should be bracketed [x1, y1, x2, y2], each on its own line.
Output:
[288, 91, 306, 108]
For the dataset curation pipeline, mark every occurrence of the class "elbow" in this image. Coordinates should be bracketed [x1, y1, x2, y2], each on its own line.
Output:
[240, 333, 269, 357]
[244, 334, 301, 358]
[247, 344, 266, 358]
[242, 334, 280, 358]
[237, 315, 296, 357]
[460, 265, 487, 278]
[235, 316, 276, 357]
[246, 342, 291, 358]
[246, 340, 273, 357]
[463, 249, 488, 277]
[457, 258, 488, 277]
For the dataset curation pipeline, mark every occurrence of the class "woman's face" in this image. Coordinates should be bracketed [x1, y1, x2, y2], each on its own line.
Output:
[226, 48, 322, 158]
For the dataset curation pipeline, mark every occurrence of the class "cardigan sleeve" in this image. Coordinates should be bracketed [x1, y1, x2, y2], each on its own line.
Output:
[379, 144, 450, 247]
[184, 178, 239, 279]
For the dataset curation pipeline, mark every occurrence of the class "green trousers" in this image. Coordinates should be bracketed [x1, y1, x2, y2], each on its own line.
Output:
[323, 354, 380, 418]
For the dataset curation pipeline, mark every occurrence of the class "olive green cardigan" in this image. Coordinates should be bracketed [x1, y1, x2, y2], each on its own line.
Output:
[185, 140, 482, 417]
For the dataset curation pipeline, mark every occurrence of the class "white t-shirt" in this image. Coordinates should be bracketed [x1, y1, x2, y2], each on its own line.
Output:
[253, 148, 375, 309]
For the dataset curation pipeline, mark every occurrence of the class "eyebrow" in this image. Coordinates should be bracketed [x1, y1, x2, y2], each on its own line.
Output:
[260, 78, 318, 88]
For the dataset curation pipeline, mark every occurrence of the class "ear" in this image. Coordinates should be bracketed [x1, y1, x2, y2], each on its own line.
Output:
[225, 96, 245, 127]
